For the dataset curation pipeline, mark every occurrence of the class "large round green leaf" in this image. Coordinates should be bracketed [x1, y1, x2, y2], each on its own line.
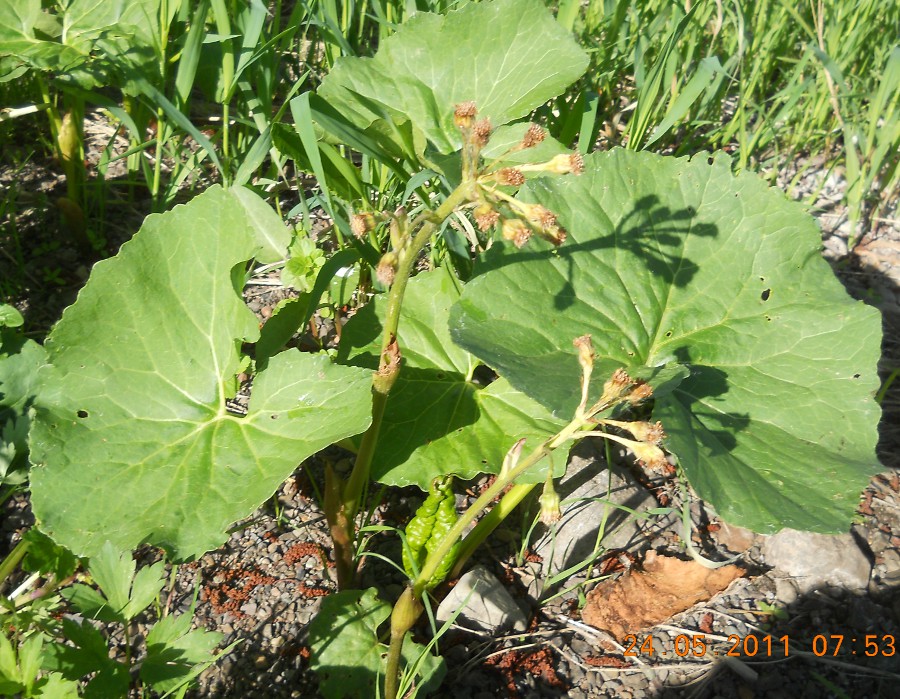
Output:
[317, 0, 588, 157]
[338, 270, 565, 489]
[450, 150, 882, 533]
[29, 186, 372, 560]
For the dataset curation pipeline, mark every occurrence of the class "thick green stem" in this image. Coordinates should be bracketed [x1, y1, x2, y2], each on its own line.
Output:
[0, 539, 30, 590]
[339, 184, 474, 519]
[449, 482, 535, 580]
[412, 417, 585, 597]
[324, 180, 475, 589]
[384, 586, 422, 699]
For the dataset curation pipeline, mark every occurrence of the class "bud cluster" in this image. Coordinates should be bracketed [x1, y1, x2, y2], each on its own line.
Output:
[452, 102, 584, 251]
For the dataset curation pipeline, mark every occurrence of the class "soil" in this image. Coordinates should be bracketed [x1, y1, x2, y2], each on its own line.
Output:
[2, 108, 900, 698]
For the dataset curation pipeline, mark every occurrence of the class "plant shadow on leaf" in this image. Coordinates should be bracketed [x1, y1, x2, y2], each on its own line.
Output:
[471, 194, 716, 295]
[667, 349, 748, 452]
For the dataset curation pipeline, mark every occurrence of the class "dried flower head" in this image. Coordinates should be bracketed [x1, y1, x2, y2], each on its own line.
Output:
[474, 203, 500, 232]
[454, 101, 478, 129]
[573, 335, 595, 370]
[630, 442, 668, 471]
[501, 218, 532, 248]
[376, 252, 398, 286]
[628, 420, 666, 445]
[518, 152, 585, 176]
[524, 204, 557, 229]
[521, 123, 546, 149]
[543, 225, 567, 246]
[628, 383, 654, 405]
[472, 118, 492, 147]
[351, 213, 375, 238]
[494, 167, 525, 186]
[603, 368, 634, 400]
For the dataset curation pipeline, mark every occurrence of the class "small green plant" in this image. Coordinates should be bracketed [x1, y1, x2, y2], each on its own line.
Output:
[2, 1, 884, 697]
[1, 534, 227, 697]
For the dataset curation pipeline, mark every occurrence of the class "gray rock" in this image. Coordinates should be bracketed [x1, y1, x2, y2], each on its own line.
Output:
[533, 455, 672, 583]
[436, 564, 527, 634]
[762, 528, 872, 593]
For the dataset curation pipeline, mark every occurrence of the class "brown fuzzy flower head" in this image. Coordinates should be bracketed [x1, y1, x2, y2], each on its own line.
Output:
[474, 203, 500, 232]
[501, 218, 532, 248]
[350, 213, 375, 238]
[454, 101, 478, 129]
[494, 167, 525, 186]
[629, 420, 666, 445]
[521, 123, 546, 149]
[472, 118, 492, 147]
[628, 382, 654, 405]
[524, 204, 557, 229]
[376, 251, 398, 286]
[569, 153, 585, 175]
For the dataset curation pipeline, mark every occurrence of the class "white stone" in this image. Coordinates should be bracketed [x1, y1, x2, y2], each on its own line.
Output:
[762, 528, 871, 593]
[436, 565, 527, 634]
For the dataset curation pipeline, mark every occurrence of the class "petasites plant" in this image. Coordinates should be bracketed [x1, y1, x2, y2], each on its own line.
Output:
[20, 0, 881, 697]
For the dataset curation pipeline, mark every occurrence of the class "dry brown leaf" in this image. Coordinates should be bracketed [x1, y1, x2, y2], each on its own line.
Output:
[581, 550, 744, 641]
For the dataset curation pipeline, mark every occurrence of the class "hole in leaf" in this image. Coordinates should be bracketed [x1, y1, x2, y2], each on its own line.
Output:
[761, 289, 771, 301]
[270, 414, 279, 419]
[665, 331, 673, 338]
[76, 409, 89, 418]
[854, 373, 861, 379]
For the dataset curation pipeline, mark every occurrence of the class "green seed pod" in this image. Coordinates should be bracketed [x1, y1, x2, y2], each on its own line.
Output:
[402, 477, 456, 581]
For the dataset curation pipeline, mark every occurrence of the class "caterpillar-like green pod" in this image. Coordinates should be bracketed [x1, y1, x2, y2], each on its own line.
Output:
[402, 477, 456, 580]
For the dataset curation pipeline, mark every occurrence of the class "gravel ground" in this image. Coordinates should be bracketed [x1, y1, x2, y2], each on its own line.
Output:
[2, 109, 900, 698]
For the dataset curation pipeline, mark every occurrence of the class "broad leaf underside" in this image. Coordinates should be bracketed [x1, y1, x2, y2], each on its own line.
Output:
[451, 149, 882, 533]
[30, 186, 372, 560]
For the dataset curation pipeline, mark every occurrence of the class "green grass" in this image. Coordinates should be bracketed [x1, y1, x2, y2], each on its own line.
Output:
[550, 0, 900, 242]
[1, 0, 898, 290]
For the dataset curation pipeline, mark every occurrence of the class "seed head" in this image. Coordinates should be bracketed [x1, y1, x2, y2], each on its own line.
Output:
[351, 213, 376, 238]
[494, 167, 525, 186]
[630, 442, 668, 471]
[542, 225, 567, 246]
[472, 118, 492, 147]
[376, 251, 398, 286]
[523, 204, 557, 229]
[454, 101, 478, 129]
[518, 152, 585, 176]
[501, 218, 532, 248]
[603, 368, 634, 401]
[474, 203, 500, 232]
[521, 123, 546, 149]
[573, 335, 595, 370]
